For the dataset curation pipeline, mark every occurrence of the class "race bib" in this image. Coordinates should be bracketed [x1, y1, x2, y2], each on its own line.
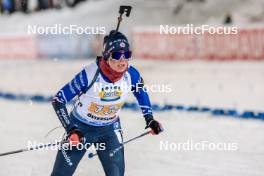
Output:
[88, 102, 124, 117]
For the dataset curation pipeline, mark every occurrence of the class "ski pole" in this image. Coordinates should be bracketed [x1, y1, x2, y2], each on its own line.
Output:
[0, 141, 65, 157]
[115, 5, 132, 32]
[88, 130, 152, 159]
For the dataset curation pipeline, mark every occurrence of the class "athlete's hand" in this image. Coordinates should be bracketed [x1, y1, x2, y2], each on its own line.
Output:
[67, 128, 84, 145]
[145, 119, 163, 135]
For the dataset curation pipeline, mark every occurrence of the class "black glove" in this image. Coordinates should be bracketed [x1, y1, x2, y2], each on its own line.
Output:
[145, 118, 163, 135]
[67, 128, 84, 145]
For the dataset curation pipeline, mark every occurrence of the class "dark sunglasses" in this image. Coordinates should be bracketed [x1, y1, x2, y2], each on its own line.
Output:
[110, 50, 132, 60]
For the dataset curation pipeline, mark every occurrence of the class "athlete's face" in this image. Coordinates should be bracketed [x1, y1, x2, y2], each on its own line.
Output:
[107, 58, 128, 72]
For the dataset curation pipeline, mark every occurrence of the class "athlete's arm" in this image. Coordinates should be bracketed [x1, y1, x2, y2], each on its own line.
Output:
[128, 66, 153, 122]
[128, 66, 163, 134]
[52, 69, 88, 132]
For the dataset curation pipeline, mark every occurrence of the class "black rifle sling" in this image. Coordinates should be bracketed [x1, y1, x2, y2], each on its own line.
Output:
[76, 68, 100, 106]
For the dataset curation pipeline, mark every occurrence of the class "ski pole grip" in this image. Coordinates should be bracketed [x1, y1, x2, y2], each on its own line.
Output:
[119, 6, 132, 17]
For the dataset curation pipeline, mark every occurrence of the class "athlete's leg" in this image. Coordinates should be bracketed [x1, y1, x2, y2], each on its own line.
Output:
[50, 143, 88, 176]
[96, 127, 125, 176]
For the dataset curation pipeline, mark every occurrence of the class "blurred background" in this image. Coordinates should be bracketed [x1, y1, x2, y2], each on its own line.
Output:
[0, 0, 264, 176]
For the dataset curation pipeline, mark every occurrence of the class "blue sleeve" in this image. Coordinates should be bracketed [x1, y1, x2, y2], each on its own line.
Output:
[54, 69, 88, 104]
[128, 66, 153, 118]
[52, 69, 88, 132]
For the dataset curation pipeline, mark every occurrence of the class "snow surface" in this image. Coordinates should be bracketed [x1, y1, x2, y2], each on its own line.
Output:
[0, 0, 264, 175]
[0, 59, 264, 176]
